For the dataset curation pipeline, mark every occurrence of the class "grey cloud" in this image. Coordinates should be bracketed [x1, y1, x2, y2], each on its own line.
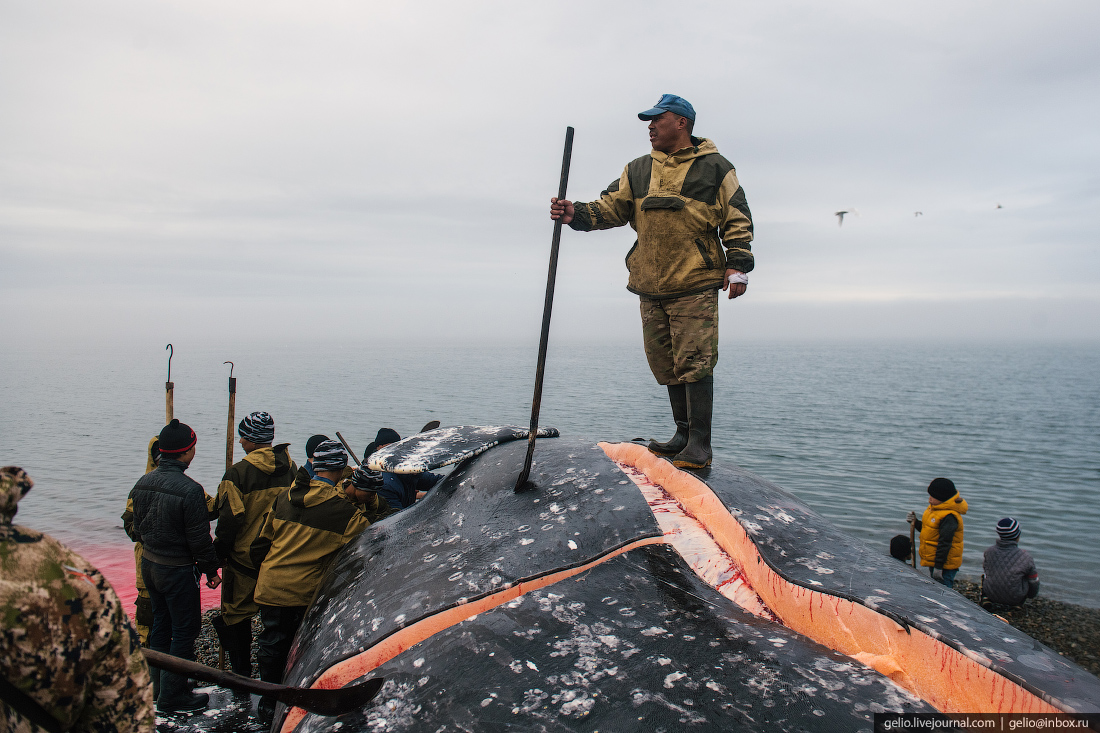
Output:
[1, 0, 1098, 345]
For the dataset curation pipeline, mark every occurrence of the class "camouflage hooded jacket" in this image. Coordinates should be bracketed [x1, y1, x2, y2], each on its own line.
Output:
[568, 137, 754, 299]
[250, 467, 370, 608]
[1, 467, 155, 732]
[214, 443, 296, 570]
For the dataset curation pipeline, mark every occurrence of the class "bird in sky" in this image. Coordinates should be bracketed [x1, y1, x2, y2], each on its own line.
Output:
[834, 209, 858, 227]
[915, 212, 923, 217]
[996, 203, 1003, 209]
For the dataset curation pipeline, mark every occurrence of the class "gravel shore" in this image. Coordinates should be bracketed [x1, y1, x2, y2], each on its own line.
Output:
[195, 611, 262, 673]
[194, 588, 1100, 680]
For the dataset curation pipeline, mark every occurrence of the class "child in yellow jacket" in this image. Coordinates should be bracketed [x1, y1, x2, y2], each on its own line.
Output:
[907, 477, 968, 588]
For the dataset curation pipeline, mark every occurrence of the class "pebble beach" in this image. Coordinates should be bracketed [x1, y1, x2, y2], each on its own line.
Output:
[953, 580, 1100, 677]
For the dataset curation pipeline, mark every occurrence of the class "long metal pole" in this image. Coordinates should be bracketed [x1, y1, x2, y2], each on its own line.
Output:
[515, 126, 574, 491]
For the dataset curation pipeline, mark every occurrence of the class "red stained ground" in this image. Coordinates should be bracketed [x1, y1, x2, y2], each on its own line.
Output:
[78, 544, 222, 620]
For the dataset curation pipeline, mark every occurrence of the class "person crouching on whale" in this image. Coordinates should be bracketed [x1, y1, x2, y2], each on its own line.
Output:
[982, 517, 1040, 608]
[907, 478, 968, 589]
[249, 440, 371, 721]
[364, 427, 442, 511]
[343, 465, 396, 524]
[212, 411, 296, 678]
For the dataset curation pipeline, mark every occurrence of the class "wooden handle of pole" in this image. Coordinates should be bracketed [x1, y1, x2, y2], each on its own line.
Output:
[335, 432, 361, 467]
[909, 520, 917, 569]
[164, 344, 174, 425]
[225, 377, 236, 471]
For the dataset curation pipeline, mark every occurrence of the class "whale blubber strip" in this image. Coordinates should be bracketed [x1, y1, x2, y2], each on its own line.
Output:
[598, 441, 1060, 715]
[279, 535, 666, 732]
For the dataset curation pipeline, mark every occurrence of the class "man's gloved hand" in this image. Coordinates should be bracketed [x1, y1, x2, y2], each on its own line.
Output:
[351, 467, 383, 492]
[906, 511, 916, 525]
[932, 567, 944, 583]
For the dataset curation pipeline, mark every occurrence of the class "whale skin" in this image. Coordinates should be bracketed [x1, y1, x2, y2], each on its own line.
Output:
[272, 429, 1100, 732]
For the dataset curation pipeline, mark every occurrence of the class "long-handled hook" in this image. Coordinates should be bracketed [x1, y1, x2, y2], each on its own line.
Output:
[224, 361, 236, 395]
[166, 344, 173, 383]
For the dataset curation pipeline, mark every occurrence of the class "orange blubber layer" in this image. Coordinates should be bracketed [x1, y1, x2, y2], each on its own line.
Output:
[279, 536, 666, 732]
[598, 441, 1060, 715]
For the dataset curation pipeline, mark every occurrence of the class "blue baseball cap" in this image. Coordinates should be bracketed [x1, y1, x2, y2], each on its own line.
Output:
[638, 94, 696, 122]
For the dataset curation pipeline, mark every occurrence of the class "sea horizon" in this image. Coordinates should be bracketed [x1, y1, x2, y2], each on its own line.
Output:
[2, 337, 1097, 609]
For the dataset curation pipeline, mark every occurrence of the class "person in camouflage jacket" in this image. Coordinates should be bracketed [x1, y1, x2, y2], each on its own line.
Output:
[1, 466, 155, 733]
[551, 94, 754, 470]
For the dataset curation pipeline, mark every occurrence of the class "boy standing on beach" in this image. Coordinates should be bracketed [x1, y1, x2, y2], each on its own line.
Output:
[907, 477, 968, 588]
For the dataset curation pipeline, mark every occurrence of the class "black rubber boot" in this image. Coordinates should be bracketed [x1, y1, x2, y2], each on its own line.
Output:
[149, 666, 161, 701]
[227, 619, 253, 678]
[256, 659, 281, 723]
[157, 670, 208, 713]
[256, 696, 276, 726]
[648, 384, 689, 456]
[673, 375, 713, 469]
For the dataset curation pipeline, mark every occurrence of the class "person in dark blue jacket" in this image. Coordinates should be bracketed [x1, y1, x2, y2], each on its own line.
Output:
[363, 428, 441, 511]
[128, 419, 221, 713]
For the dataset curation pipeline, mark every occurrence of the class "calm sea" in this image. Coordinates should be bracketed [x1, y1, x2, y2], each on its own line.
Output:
[2, 340, 1097, 608]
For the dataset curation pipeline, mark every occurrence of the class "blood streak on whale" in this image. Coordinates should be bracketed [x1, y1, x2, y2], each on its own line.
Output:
[616, 462, 776, 622]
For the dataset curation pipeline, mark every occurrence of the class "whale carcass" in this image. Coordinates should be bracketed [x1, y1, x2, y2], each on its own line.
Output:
[272, 427, 1100, 731]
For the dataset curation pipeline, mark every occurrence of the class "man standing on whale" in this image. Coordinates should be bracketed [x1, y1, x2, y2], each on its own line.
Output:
[550, 94, 754, 468]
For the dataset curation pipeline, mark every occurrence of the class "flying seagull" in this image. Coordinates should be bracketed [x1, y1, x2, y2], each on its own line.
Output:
[996, 203, 1003, 209]
[834, 208, 858, 227]
[914, 212, 923, 217]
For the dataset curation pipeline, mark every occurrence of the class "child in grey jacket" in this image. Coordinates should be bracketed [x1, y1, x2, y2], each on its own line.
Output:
[982, 517, 1040, 607]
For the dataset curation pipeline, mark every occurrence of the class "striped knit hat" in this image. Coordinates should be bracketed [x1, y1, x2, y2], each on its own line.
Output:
[311, 440, 348, 472]
[351, 466, 383, 491]
[238, 411, 275, 444]
[996, 517, 1021, 542]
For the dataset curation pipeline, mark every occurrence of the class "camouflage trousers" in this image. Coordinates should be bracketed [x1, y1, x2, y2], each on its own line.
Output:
[639, 289, 719, 385]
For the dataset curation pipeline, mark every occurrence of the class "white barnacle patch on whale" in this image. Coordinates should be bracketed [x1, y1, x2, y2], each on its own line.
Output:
[795, 558, 835, 575]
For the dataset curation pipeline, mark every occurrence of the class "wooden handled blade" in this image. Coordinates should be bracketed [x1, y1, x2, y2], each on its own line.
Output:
[142, 648, 383, 717]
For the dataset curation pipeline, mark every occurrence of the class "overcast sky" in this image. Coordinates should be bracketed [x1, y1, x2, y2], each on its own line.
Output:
[2, 0, 1098, 346]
